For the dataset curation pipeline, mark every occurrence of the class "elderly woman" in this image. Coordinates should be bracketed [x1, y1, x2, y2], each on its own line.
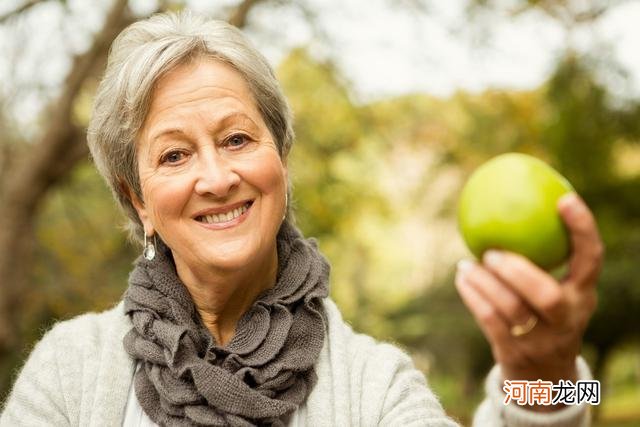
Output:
[1, 12, 602, 427]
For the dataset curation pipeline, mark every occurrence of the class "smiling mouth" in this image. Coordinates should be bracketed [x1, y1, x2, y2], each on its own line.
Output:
[195, 201, 253, 224]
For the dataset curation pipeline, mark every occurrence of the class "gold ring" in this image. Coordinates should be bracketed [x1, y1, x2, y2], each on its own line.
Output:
[510, 315, 538, 337]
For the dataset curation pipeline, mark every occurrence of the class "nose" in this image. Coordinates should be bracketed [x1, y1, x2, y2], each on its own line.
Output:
[193, 151, 241, 198]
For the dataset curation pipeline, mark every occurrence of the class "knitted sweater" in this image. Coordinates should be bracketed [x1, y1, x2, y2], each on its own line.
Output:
[1, 298, 590, 426]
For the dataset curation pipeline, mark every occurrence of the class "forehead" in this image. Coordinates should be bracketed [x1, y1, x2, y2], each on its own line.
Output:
[144, 57, 260, 126]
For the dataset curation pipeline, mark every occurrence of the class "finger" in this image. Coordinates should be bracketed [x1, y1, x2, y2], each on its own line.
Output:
[458, 259, 533, 328]
[455, 266, 510, 344]
[557, 193, 604, 287]
[483, 250, 567, 325]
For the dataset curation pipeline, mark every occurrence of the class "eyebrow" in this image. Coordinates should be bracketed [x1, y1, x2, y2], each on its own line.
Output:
[149, 111, 261, 143]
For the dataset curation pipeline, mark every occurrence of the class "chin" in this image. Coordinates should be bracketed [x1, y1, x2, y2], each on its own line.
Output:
[200, 239, 261, 271]
[206, 255, 252, 272]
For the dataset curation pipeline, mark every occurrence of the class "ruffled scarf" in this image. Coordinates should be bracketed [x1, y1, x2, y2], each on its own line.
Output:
[123, 222, 330, 426]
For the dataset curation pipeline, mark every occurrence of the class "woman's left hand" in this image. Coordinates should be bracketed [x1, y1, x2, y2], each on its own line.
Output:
[455, 193, 603, 409]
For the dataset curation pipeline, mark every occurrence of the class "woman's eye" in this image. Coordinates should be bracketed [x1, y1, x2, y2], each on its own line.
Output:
[226, 134, 248, 148]
[160, 150, 186, 164]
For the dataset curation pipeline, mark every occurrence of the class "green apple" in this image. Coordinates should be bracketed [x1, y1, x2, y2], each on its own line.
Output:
[457, 153, 574, 270]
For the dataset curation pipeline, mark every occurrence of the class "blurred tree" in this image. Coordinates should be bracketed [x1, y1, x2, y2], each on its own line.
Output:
[0, 0, 132, 355]
[468, 0, 632, 28]
[540, 54, 640, 395]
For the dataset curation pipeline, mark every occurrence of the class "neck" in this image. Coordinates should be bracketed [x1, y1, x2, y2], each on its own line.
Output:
[173, 247, 278, 346]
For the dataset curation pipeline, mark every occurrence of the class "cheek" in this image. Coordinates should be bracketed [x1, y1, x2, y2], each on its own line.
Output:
[249, 153, 286, 194]
[141, 174, 193, 225]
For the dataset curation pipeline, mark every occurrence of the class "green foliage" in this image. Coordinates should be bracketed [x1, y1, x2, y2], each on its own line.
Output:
[29, 161, 136, 334]
[543, 55, 618, 191]
[279, 49, 389, 239]
[599, 343, 640, 423]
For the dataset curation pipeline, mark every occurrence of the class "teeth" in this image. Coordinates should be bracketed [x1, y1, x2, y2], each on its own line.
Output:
[199, 203, 249, 224]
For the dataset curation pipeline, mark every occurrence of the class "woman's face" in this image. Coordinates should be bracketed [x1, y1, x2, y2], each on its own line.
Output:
[134, 58, 287, 274]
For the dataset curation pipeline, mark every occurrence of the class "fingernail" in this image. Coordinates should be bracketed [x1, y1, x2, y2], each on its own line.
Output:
[483, 250, 503, 266]
[457, 259, 474, 273]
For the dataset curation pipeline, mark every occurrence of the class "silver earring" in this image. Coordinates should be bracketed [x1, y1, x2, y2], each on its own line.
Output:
[143, 233, 156, 261]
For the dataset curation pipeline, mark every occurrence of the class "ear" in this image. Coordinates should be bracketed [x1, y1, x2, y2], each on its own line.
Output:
[281, 155, 289, 181]
[120, 181, 155, 236]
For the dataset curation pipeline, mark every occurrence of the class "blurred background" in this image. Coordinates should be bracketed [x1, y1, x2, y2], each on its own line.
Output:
[0, 0, 639, 425]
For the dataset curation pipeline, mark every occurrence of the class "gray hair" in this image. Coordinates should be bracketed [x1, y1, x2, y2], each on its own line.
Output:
[87, 11, 295, 244]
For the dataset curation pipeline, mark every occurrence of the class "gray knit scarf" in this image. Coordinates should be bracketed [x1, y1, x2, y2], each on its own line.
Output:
[123, 222, 330, 426]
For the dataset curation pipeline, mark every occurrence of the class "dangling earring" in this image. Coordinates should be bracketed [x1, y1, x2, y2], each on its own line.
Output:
[143, 232, 156, 261]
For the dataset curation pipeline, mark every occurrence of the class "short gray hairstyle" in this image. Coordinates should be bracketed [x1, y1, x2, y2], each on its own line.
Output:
[87, 11, 295, 243]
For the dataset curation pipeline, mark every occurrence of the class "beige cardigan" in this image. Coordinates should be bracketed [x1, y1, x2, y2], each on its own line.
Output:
[1, 299, 590, 426]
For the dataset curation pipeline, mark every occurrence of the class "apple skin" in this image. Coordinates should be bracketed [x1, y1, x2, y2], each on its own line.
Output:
[458, 153, 574, 270]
